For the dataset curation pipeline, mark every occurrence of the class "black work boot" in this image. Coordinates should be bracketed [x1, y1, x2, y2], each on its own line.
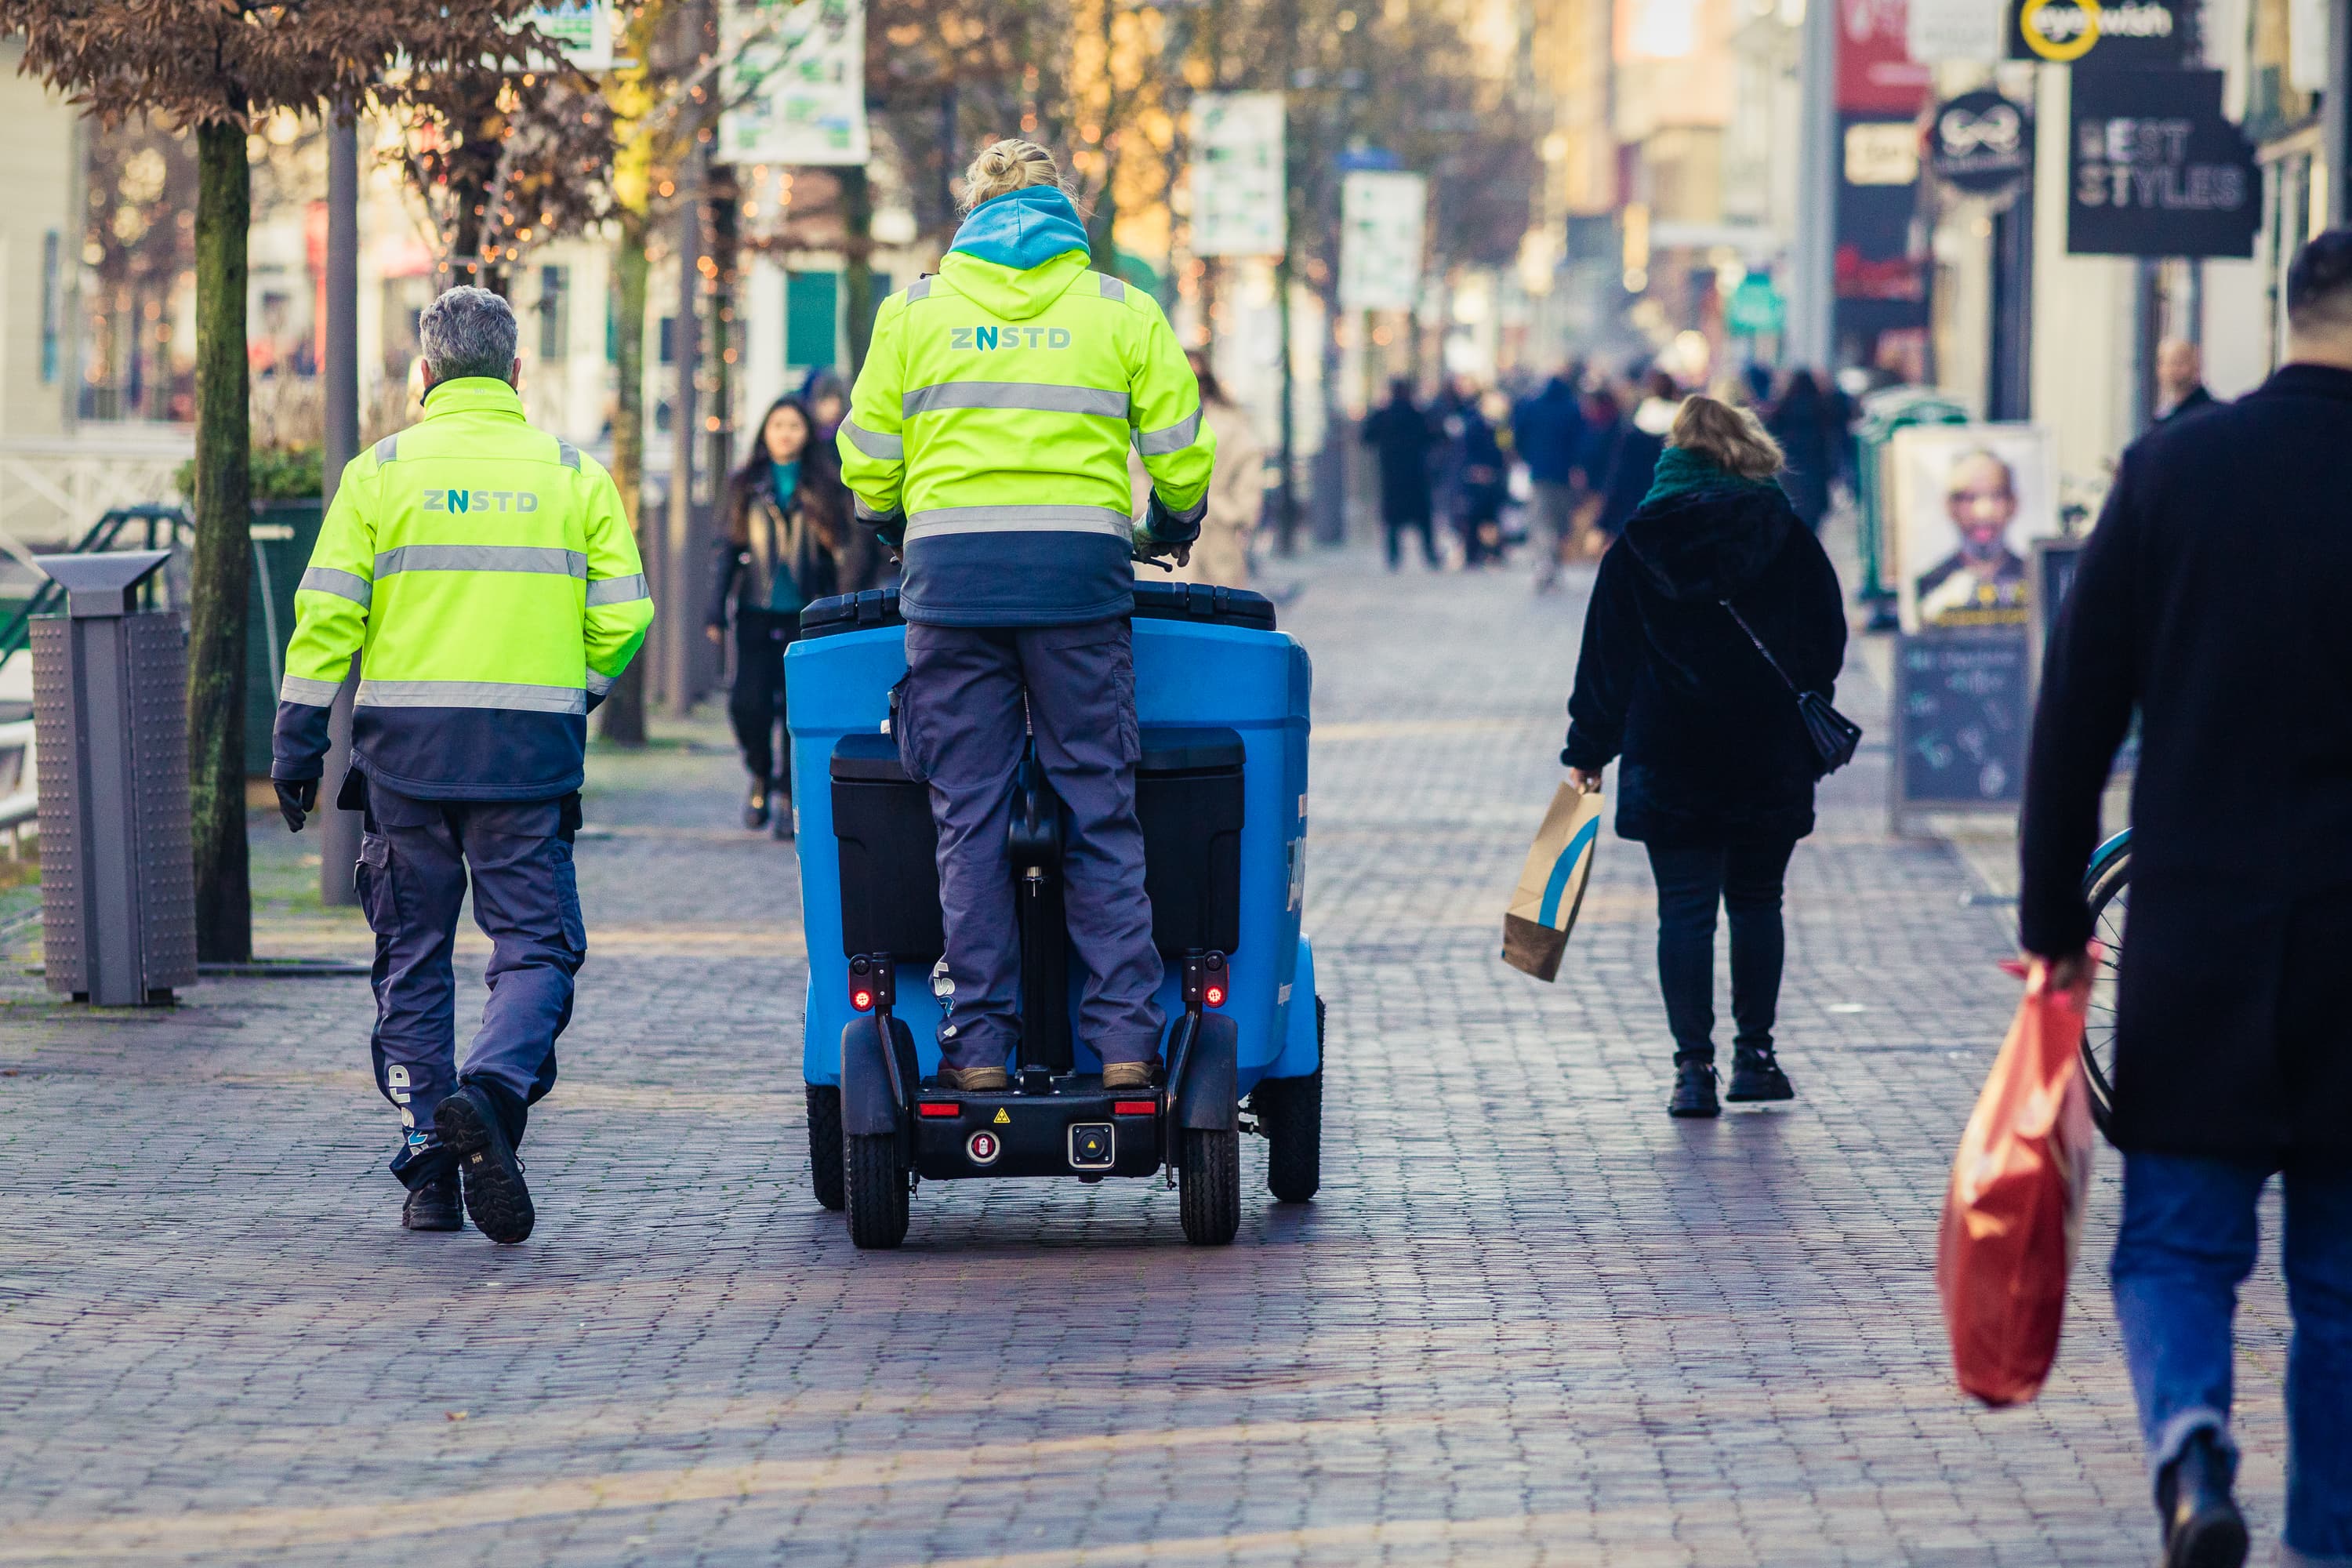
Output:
[435, 1085, 535, 1245]
[1668, 1058, 1720, 1119]
[2158, 1428, 2248, 1568]
[769, 779, 794, 840]
[742, 775, 771, 830]
[1726, 1046, 1795, 1103]
[401, 1170, 463, 1232]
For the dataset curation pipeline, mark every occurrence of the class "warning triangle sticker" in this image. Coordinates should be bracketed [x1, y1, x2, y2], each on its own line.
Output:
[993, 1108, 1011, 1124]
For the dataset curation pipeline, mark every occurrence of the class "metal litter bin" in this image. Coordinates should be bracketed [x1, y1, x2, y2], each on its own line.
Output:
[31, 550, 197, 1005]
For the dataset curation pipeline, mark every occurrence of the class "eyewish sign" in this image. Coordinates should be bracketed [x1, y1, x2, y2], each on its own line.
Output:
[2067, 70, 2259, 259]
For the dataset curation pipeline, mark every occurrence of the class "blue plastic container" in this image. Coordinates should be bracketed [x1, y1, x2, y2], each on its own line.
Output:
[786, 583, 1320, 1098]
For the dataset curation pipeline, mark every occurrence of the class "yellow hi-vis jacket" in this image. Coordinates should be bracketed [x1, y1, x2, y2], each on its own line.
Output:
[837, 187, 1216, 626]
[270, 377, 654, 800]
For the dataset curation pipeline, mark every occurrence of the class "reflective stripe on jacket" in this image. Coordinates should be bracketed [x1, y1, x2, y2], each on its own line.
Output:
[837, 194, 1215, 627]
[271, 377, 655, 800]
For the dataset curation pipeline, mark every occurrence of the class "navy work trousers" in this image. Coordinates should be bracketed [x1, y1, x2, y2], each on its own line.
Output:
[357, 779, 584, 1188]
[896, 619, 1164, 1073]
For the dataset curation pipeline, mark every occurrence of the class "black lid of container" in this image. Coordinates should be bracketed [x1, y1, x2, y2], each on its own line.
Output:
[799, 581, 1277, 639]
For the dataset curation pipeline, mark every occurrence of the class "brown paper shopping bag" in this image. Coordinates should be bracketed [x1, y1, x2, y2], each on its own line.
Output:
[1501, 785, 1604, 982]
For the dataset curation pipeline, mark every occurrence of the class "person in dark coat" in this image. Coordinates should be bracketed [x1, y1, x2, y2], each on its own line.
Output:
[2019, 231, 2352, 1568]
[1516, 368, 1589, 590]
[2155, 338, 2222, 424]
[1592, 369, 1681, 542]
[707, 394, 854, 835]
[1563, 394, 1846, 1119]
[1361, 379, 1440, 569]
[1455, 390, 1508, 566]
[1764, 369, 1838, 531]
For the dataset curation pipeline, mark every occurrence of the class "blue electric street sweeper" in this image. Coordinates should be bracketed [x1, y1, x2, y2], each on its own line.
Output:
[787, 579, 1321, 1248]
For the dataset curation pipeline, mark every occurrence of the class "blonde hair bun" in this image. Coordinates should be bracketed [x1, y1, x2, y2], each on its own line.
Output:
[1668, 394, 1784, 481]
[961, 138, 1066, 212]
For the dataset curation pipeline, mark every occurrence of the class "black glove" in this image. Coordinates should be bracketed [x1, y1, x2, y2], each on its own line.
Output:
[275, 778, 318, 833]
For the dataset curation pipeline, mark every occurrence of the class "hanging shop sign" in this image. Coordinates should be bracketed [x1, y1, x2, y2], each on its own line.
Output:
[1910, 0, 2008, 61]
[1189, 93, 1287, 258]
[718, 0, 870, 167]
[1338, 171, 1426, 312]
[2067, 69, 2258, 258]
[526, 1, 614, 71]
[1839, 0, 1935, 114]
[2009, 0, 2189, 67]
[1927, 89, 2033, 198]
[1726, 274, 1788, 336]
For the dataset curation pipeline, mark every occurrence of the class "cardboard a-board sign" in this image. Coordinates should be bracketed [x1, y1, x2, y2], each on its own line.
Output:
[1503, 785, 1603, 982]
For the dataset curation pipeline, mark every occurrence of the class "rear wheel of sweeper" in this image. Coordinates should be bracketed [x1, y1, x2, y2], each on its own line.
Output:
[844, 1132, 909, 1249]
[1178, 1127, 1241, 1245]
[806, 1086, 845, 1211]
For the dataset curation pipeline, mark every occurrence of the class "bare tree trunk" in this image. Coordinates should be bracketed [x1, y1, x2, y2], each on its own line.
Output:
[189, 121, 252, 962]
[840, 164, 876, 376]
[598, 215, 652, 747]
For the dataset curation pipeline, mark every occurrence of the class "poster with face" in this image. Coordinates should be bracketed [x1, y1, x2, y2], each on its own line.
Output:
[1889, 424, 2059, 633]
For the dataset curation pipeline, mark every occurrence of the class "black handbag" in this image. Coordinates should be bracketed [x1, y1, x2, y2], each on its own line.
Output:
[1721, 600, 1864, 775]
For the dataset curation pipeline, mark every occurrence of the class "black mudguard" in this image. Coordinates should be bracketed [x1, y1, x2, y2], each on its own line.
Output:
[1174, 1012, 1239, 1132]
[840, 1014, 918, 1140]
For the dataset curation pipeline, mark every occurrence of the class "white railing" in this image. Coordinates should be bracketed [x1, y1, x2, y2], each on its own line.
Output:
[0, 426, 193, 569]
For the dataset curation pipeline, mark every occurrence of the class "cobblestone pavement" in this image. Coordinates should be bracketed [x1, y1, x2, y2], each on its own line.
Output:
[0, 543, 2298, 1566]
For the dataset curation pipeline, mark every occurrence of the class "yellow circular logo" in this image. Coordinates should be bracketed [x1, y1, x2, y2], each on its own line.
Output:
[2020, 0, 2103, 60]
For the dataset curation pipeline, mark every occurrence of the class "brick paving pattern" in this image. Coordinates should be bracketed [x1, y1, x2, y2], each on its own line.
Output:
[0, 545, 2298, 1565]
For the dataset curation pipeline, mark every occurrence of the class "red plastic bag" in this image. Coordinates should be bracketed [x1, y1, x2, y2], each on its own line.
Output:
[1936, 958, 2098, 1407]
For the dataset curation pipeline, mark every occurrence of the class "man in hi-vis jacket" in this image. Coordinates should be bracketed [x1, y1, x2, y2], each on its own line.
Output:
[273, 286, 652, 1243]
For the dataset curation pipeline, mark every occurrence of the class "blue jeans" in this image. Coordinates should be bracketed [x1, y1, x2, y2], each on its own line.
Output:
[2111, 1151, 2352, 1563]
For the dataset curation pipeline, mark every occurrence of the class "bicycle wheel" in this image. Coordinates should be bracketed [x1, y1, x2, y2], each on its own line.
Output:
[2081, 837, 2129, 1138]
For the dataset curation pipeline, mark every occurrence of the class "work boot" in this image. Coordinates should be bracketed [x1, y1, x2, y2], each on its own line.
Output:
[434, 1085, 535, 1245]
[937, 1065, 1008, 1092]
[1101, 1061, 1156, 1091]
[1668, 1058, 1720, 1119]
[1726, 1046, 1795, 1103]
[742, 776, 770, 830]
[2158, 1428, 2248, 1568]
[401, 1171, 463, 1232]
[769, 780, 794, 840]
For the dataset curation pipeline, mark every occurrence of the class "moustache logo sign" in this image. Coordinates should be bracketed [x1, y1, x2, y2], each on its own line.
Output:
[1928, 90, 2034, 199]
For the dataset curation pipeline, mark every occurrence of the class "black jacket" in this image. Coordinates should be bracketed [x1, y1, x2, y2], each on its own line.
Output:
[1563, 482, 1847, 847]
[2020, 362, 2352, 1163]
[1360, 400, 1436, 520]
[1592, 407, 1671, 539]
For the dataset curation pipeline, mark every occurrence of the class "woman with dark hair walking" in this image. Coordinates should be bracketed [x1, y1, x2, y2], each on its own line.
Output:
[1562, 394, 1848, 1118]
[707, 394, 854, 834]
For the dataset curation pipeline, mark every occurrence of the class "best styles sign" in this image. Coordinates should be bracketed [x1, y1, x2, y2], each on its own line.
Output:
[2067, 70, 2259, 258]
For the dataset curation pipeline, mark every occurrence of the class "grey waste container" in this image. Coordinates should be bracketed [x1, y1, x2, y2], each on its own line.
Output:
[31, 550, 197, 1005]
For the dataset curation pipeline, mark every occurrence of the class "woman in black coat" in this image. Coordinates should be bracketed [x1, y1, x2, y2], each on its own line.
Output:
[1563, 395, 1848, 1117]
[1764, 368, 1838, 532]
[706, 394, 855, 835]
[1592, 369, 1682, 542]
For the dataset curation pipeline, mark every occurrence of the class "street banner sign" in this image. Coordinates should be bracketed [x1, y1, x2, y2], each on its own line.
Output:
[2009, 0, 2189, 67]
[528, 1, 614, 71]
[718, 0, 871, 168]
[1839, 0, 1935, 114]
[1189, 93, 1287, 258]
[1927, 89, 2033, 198]
[1726, 274, 1788, 336]
[1909, 0, 2007, 61]
[1339, 171, 1426, 312]
[2067, 69, 2258, 258]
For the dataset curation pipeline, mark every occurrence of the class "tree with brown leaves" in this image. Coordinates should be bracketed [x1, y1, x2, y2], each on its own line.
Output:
[0, 0, 557, 960]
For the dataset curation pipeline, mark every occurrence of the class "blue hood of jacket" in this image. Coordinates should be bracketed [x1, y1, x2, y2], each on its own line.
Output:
[949, 186, 1092, 272]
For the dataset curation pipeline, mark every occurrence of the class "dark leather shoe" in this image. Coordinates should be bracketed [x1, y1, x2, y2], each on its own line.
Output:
[770, 780, 794, 840]
[435, 1086, 535, 1245]
[743, 777, 771, 830]
[1101, 1061, 1156, 1091]
[401, 1171, 463, 1232]
[2159, 1428, 2248, 1568]
[937, 1065, 1010, 1092]
[1726, 1047, 1795, 1102]
[1668, 1058, 1720, 1119]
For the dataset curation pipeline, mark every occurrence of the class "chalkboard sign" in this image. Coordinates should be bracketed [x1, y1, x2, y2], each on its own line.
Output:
[2027, 536, 2086, 687]
[1893, 631, 2031, 826]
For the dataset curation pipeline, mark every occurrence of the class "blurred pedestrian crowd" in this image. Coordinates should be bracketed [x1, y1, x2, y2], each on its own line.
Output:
[1360, 358, 1860, 585]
